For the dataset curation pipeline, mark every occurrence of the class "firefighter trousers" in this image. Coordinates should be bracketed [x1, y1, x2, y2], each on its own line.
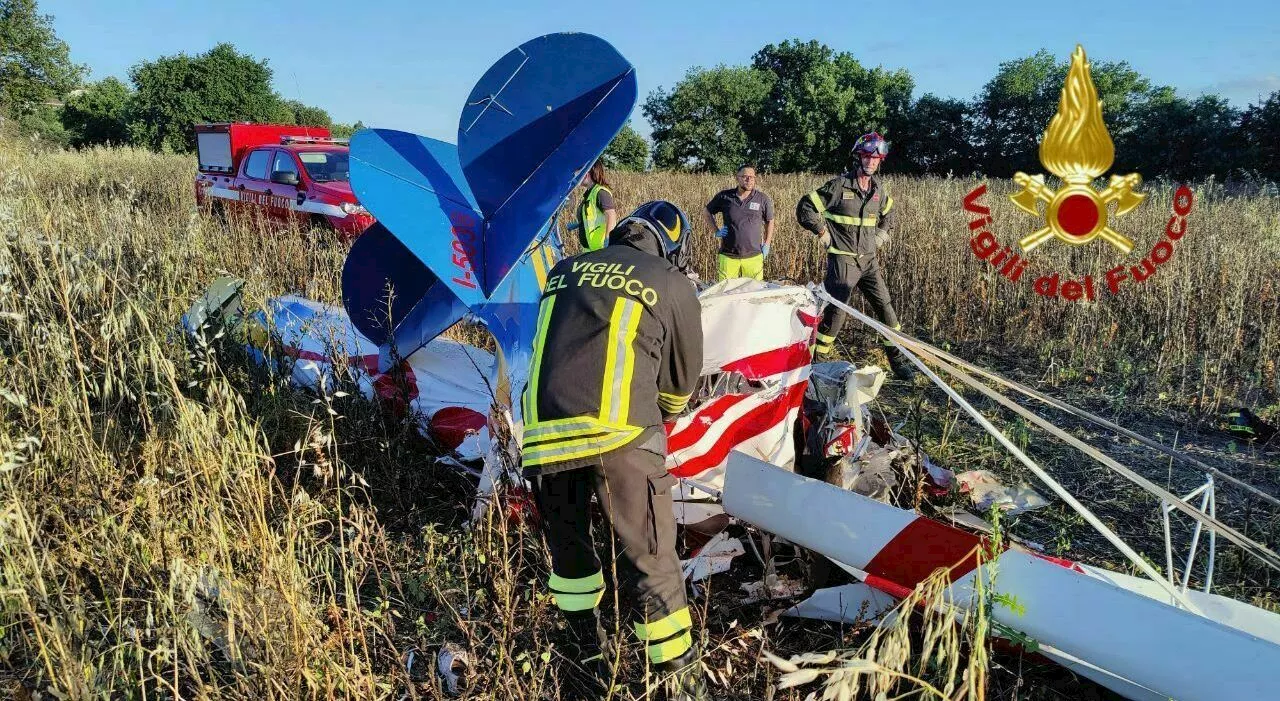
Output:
[534, 446, 694, 665]
[815, 253, 900, 356]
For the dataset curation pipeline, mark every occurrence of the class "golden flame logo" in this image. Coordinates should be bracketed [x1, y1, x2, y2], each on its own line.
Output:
[1010, 45, 1145, 254]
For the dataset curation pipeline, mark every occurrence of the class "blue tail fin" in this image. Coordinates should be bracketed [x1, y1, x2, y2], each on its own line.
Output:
[349, 129, 488, 309]
[344, 33, 634, 386]
[459, 32, 637, 294]
[341, 222, 469, 370]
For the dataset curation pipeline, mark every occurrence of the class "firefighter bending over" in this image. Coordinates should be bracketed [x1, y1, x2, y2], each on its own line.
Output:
[796, 132, 916, 381]
[523, 201, 708, 700]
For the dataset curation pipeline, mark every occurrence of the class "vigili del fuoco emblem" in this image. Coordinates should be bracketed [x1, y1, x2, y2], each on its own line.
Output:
[1009, 45, 1145, 254]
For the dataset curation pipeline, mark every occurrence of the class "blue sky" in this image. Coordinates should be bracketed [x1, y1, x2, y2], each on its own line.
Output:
[45, 0, 1280, 142]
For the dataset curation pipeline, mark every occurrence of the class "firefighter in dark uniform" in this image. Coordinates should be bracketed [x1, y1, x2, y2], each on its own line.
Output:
[796, 132, 916, 381]
[523, 200, 708, 700]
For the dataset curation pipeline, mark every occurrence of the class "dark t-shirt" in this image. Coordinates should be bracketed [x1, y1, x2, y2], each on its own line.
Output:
[594, 187, 616, 212]
[706, 188, 774, 258]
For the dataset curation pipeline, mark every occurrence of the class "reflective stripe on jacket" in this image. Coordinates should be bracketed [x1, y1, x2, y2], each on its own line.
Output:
[796, 175, 895, 257]
[522, 243, 703, 475]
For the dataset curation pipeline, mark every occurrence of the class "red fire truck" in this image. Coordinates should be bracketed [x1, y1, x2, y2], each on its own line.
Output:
[194, 123, 375, 241]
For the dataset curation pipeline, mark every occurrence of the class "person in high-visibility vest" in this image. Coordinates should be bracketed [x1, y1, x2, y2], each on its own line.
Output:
[796, 132, 917, 381]
[524, 200, 707, 700]
[703, 165, 775, 280]
[567, 159, 618, 252]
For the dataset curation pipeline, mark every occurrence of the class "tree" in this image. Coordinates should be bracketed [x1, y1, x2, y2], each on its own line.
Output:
[748, 40, 913, 173]
[643, 65, 773, 173]
[0, 0, 84, 121]
[282, 98, 331, 128]
[602, 123, 648, 171]
[1124, 89, 1241, 181]
[61, 76, 131, 147]
[974, 49, 1163, 177]
[972, 50, 1061, 177]
[127, 43, 288, 153]
[330, 120, 365, 139]
[1239, 91, 1280, 180]
[894, 94, 978, 176]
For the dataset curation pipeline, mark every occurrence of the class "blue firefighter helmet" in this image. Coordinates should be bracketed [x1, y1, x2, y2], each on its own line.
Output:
[615, 200, 692, 270]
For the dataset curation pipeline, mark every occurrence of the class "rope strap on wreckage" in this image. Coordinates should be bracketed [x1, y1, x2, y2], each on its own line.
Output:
[910, 343, 1280, 510]
[815, 290, 1273, 612]
[814, 288, 1280, 580]
[912, 343, 1280, 575]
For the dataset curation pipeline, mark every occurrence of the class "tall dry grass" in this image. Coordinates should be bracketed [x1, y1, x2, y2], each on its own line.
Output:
[605, 170, 1279, 416]
[0, 139, 1275, 699]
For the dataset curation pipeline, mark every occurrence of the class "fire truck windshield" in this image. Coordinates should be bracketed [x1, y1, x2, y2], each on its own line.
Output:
[297, 151, 350, 183]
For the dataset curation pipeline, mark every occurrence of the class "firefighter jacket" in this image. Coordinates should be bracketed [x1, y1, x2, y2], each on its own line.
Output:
[795, 173, 896, 259]
[521, 226, 704, 475]
[576, 184, 614, 252]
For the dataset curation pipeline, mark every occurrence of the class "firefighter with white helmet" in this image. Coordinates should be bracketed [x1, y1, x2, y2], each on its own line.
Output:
[796, 132, 916, 380]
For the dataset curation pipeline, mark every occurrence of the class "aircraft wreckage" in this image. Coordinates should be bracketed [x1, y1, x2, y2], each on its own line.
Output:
[182, 32, 1280, 701]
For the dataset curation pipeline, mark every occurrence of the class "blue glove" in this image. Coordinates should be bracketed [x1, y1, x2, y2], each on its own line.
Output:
[715, 226, 728, 238]
[762, 244, 770, 257]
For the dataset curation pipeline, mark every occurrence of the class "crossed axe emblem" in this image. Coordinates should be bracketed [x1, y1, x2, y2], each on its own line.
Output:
[1010, 173, 1145, 254]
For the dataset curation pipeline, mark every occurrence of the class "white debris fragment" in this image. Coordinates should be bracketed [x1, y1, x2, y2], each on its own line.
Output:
[436, 643, 469, 695]
[956, 469, 1049, 515]
[681, 532, 746, 582]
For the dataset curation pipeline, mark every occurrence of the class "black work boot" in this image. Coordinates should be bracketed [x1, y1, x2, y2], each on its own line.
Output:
[656, 648, 709, 701]
[560, 610, 614, 699]
[886, 346, 918, 382]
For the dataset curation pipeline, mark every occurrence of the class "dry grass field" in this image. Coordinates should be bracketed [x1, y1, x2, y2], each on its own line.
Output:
[1, 137, 1277, 699]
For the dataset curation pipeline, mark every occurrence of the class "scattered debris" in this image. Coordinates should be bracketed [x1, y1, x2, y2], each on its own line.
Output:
[682, 531, 746, 582]
[956, 469, 1049, 515]
[739, 575, 807, 604]
[1223, 408, 1277, 444]
[436, 643, 469, 695]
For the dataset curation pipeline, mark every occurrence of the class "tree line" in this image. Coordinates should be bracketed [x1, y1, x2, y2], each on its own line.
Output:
[1, 1, 360, 151]
[646, 40, 1280, 181]
[5, 0, 1277, 181]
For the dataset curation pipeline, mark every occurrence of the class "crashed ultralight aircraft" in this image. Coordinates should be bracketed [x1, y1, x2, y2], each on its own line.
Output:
[182, 32, 1280, 701]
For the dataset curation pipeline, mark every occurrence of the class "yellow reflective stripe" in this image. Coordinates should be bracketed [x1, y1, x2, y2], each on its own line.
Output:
[816, 332, 835, 343]
[553, 590, 604, 611]
[552, 589, 602, 612]
[550, 570, 604, 594]
[523, 296, 557, 424]
[881, 196, 894, 214]
[523, 427, 640, 458]
[811, 189, 876, 225]
[524, 417, 610, 442]
[658, 390, 691, 414]
[634, 607, 692, 641]
[600, 298, 641, 425]
[646, 631, 693, 663]
[658, 401, 687, 414]
[823, 213, 879, 226]
[522, 428, 642, 467]
[549, 570, 605, 611]
[828, 247, 857, 256]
